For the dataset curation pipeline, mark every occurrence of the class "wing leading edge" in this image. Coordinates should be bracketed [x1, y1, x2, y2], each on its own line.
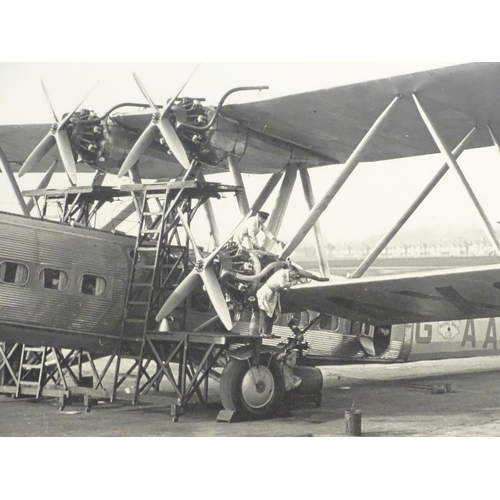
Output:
[282, 264, 500, 325]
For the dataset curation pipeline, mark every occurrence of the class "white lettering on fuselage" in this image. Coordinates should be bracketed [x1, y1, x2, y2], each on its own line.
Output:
[412, 318, 499, 350]
[461, 320, 476, 348]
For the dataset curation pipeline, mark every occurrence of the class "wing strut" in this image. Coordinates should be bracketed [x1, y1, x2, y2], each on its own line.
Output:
[487, 124, 500, 151]
[197, 171, 220, 248]
[280, 95, 401, 260]
[264, 163, 297, 251]
[412, 94, 500, 257]
[227, 155, 250, 216]
[25, 161, 59, 214]
[351, 126, 478, 279]
[298, 164, 330, 277]
[0, 148, 30, 216]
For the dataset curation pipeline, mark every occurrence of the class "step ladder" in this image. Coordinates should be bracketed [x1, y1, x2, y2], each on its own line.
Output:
[16, 345, 47, 398]
[112, 183, 193, 401]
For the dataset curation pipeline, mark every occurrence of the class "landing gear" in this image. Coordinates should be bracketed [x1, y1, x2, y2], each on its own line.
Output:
[219, 354, 285, 420]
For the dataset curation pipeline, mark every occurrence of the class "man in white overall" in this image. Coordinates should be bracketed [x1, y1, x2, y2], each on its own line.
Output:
[250, 264, 328, 336]
[237, 211, 284, 250]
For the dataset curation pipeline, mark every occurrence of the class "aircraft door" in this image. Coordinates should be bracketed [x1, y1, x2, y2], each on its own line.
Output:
[358, 324, 392, 357]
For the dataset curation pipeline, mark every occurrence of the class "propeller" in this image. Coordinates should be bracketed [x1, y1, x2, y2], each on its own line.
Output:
[155, 208, 233, 329]
[155, 172, 281, 328]
[18, 81, 98, 185]
[118, 64, 200, 178]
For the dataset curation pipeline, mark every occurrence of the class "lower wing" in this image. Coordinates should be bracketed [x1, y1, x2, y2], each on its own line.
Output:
[282, 264, 500, 325]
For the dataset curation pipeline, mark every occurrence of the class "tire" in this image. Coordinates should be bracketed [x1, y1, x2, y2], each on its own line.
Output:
[219, 354, 285, 420]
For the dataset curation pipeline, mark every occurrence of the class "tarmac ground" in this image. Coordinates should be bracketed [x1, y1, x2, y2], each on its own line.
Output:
[2, 355, 500, 437]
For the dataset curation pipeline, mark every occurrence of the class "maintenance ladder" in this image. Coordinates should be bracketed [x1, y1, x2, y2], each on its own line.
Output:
[16, 346, 47, 398]
[112, 177, 240, 404]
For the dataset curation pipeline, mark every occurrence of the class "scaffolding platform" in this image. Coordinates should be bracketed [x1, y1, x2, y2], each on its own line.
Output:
[1, 331, 267, 419]
[2, 177, 252, 419]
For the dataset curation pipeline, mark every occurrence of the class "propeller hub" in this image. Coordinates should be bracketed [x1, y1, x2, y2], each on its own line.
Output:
[195, 260, 205, 273]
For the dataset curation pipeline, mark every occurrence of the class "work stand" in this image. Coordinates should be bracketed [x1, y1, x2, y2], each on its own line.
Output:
[0, 342, 111, 410]
[116, 332, 265, 421]
[2, 176, 260, 419]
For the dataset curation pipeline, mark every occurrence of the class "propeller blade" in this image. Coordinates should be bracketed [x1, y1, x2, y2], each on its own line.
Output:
[177, 208, 203, 261]
[201, 265, 233, 330]
[41, 80, 58, 122]
[204, 210, 254, 267]
[55, 130, 78, 185]
[133, 73, 160, 112]
[59, 81, 99, 130]
[18, 133, 56, 177]
[118, 124, 158, 178]
[163, 63, 201, 114]
[155, 271, 201, 322]
[158, 118, 190, 170]
[22, 81, 97, 179]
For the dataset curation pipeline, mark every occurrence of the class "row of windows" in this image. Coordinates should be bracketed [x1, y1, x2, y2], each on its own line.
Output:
[0, 261, 107, 297]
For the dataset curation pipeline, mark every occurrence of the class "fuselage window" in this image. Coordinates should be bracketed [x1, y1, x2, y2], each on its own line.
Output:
[349, 321, 362, 335]
[80, 274, 107, 296]
[318, 315, 339, 332]
[40, 268, 68, 291]
[0, 261, 29, 285]
[318, 315, 332, 331]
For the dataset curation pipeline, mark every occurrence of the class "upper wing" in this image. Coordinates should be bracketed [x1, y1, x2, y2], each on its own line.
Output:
[222, 62, 500, 164]
[282, 264, 500, 325]
[4, 63, 500, 177]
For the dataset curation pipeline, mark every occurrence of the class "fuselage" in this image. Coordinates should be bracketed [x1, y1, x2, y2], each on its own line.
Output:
[0, 211, 134, 354]
[1, 210, 499, 364]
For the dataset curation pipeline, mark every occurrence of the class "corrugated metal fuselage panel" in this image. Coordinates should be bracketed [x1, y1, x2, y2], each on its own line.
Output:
[0, 212, 136, 354]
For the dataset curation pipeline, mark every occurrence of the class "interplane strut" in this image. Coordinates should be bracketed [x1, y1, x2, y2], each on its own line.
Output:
[412, 94, 500, 256]
[351, 127, 478, 279]
[280, 95, 401, 260]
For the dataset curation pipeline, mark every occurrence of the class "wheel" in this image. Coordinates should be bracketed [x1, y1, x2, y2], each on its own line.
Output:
[219, 354, 285, 420]
[85, 406, 92, 413]
[172, 416, 179, 423]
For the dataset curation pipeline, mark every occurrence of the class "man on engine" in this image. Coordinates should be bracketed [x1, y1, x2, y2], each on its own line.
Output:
[250, 264, 328, 337]
[237, 211, 285, 250]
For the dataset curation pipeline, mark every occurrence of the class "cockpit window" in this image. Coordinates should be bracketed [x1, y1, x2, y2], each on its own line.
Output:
[40, 268, 68, 291]
[0, 261, 29, 285]
[80, 274, 107, 296]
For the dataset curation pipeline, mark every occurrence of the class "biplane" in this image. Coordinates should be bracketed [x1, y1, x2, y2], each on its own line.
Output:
[2, 62, 500, 420]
